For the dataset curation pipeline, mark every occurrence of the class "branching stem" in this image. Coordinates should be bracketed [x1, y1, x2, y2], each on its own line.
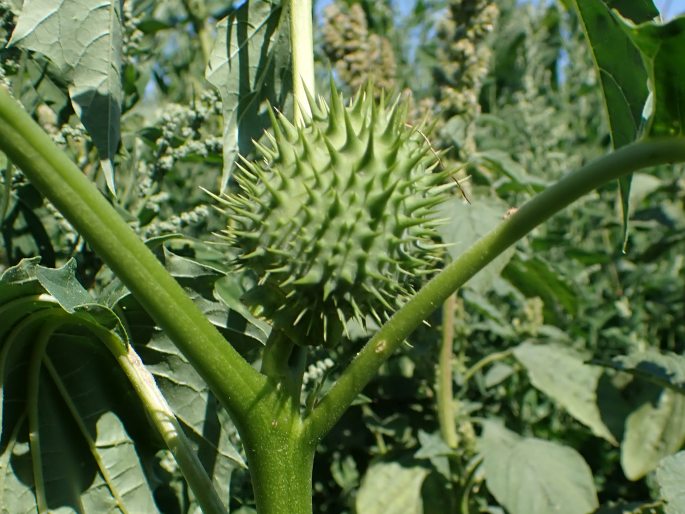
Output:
[0, 86, 267, 428]
[305, 137, 685, 440]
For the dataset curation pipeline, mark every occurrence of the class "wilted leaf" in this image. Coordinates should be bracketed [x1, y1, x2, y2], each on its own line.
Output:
[479, 420, 599, 514]
[205, 0, 291, 191]
[10, 0, 123, 193]
[514, 342, 616, 444]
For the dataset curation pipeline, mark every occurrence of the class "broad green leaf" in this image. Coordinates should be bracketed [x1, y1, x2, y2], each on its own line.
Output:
[605, 0, 659, 21]
[355, 459, 429, 514]
[438, 196, 515, 291]
[615, 15, 685, 138]
[621, 386, 685, 480]
[205, 0, 292, 191]
[614, 353, 685, 480]
[39, 336, 158, 513]
[472, 150, 549, 193]
[594, 351, 685, 480]
[0, 260, 158, 512]
[0, 327, 157, 512]
[9, 0, 123, 193]
[514, 342, 616, 444]
[656, 451, 685, 514]
[0, 258, 126, 341]
[479, 420, 598, 514]
[572, 0, 657, 245]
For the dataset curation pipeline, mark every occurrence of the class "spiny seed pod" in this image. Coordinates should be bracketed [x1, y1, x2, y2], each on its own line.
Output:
[216, 85, 452, 346]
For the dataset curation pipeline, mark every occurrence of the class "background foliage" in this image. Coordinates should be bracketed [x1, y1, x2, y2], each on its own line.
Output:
[1, 0, 685, 513]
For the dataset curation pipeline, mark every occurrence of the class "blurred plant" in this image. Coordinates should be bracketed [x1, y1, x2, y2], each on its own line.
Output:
[433, 0, 499, 156]
[321, 2, 397, 95]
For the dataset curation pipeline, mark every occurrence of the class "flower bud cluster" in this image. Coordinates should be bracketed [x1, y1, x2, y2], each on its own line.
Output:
[302, 358, 335, 386]
[435, 0, 499, 122]
[427, 0, 499, 157]
[322, 3, 396, 95]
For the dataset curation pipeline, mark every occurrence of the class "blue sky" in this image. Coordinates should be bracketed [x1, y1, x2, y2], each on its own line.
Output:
[663, 0, 685, 17]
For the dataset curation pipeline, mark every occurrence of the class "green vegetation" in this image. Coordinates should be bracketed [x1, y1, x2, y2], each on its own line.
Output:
[0, 0, 684, 513]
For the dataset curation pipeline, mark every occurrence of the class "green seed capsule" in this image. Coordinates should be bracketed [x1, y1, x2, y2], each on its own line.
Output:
[218, 84, 450, 346]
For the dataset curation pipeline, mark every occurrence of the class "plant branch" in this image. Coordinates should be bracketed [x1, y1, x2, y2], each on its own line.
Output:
[438, 294, 458, 448]
[0, 86, 267, 425]
[181, 0, 211, 65]
[461, 349, 513, 387]
[290, 0, 315, 123]
[107, 335, 229, 514]
[305, 137, 685, 440]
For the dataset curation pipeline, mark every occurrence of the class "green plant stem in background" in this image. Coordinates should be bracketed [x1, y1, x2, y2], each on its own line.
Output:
[438, 293, 458, 448]
[0, 86, 266, 428]
[305, 137, 685, 439]
[290, 0, 315, 123]
[181, 0, 212, 65]
[461, 349, 513, 386]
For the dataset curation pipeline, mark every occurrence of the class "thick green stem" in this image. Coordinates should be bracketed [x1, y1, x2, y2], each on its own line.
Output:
[0, 86, 267, 426]
[438, 294, 458, 448]
[305, 137, 685, 439]
[290, 0, 315, 123]
[239, 383, 316, 514]
[243, 425, 316, 514]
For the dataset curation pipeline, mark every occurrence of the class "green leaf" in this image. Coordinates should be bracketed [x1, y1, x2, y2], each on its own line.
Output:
[9, 0, 123, 193]
[572, 0, 656, 246]
[140, 332, 243, 510]
[438, 196, 515, 291]
[656, 451, 685, 514]
[478, 420, 599, 514]
[39, 336, 159, 513]
[624, 390, 685, 481]
[514, 342, 616, 444]
[605, 0, 659, 22]
[615, 15, 685, 138]
[604, 350, 685, 394]
[0, 258, 127, 341]
[119, 293, 247, 510]
[355, 459, 429, 514]
[502, 255, 578, 321]
[205, 0, 292, 191]
[611, 352, 685, 480]
[0, 260, 158, 512]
